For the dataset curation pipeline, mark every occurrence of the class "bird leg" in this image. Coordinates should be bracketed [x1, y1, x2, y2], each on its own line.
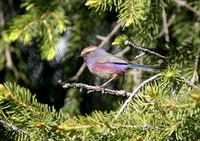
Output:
[120, 74, 125, 89]
[88, 75, 118, 94]
[101, 74, 118, 88]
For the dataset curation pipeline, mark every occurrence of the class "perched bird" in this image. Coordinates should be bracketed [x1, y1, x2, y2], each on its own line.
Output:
[80, 46, 162, 87]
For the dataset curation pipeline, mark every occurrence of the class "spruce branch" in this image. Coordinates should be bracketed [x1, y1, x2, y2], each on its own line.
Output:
[21, 0, 59, 34]
[5, 92, 40, 115]
[0, 119, 31, 136]
[115, 73, 163, 119]
[63, 83, 133, 97]
[18, 0, 59, 35]
[58, 124, 101, 131]
[124, 40, 171, 65]
[70, 21, 123, 81]
[59, 122, 164, 131]
[4, 0, 66, 60]
[17, 1, 57, 36]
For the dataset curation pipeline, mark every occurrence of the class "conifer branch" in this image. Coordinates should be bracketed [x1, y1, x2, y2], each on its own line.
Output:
[7, 93, 40, 115]
[1, 0, 200, 140]
[63, 83, 133, 97]
[58, 124, 101, 131]
[0, 119, 31, 136]
[16, 0, 59, 37]
[115, 73, 163, 119]
[43, 19, 54, 47]
[59, 123, 164, 131]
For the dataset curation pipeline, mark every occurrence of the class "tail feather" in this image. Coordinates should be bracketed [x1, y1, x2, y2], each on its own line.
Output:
[128, 64, 164, 72]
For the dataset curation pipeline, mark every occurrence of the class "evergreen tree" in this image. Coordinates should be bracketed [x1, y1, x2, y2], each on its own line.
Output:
[0, 0, 200, 140]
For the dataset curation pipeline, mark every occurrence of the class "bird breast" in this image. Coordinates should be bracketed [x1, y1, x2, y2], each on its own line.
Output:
[89, 62, 127, 79]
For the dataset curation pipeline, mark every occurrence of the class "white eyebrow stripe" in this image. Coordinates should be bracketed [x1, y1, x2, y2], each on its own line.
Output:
[86, 47, 96, 52]
[81, 47, 97, 55]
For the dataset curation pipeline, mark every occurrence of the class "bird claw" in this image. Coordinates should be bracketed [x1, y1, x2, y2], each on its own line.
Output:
[87, 90, 95, 94]
[99, 86, 105, 93]
[87, 86, 105, 94]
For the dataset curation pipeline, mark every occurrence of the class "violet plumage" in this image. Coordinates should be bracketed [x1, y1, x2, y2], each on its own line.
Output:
[80, 46, 162, 87]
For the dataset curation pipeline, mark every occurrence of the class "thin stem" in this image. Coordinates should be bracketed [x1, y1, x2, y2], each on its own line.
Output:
[124, 40, 171, 65]
[115, 73, 162, 119]
[191, 49, 200, 83]
[63, 83, 133, 97]
[0, 119, 31, 136]
[161, 2, 169, 48]
[173, 0, 200, 17]
[179, 76, 198, 88]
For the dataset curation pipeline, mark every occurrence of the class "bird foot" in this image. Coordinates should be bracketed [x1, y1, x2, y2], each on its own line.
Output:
[87, 86, 105, 94]
[99, 85, 105, 93]
[87, 90, 95, 93]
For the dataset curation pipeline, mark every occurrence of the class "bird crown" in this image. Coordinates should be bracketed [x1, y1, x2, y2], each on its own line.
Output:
[80, 46, 98, 56]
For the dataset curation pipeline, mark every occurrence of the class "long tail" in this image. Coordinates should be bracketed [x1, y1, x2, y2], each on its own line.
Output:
[127, 64, 164, 72]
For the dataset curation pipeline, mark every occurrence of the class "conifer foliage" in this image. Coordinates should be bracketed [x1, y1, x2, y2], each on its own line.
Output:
[0, 0, 200, 140]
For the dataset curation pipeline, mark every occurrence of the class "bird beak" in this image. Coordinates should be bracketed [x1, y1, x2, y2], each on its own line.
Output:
[76, 54, 82, 58]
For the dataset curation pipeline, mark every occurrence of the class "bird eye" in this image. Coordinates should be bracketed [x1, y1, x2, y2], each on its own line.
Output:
[85, 51, 91, 55]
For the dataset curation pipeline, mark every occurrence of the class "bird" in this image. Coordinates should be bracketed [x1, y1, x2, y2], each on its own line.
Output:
[80, 46, 162, 87]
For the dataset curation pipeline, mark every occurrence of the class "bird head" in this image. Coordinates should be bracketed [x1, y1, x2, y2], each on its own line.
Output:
[80, 46, 100, 60]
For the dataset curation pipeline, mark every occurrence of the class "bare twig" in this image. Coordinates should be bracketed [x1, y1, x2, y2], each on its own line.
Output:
[0, 1, 13, 69]
[161, 3, 169, 48]
[96, 35, 106, 41]
[179, 76, 198, 88]
[98, 21, 123, 48]
[8, 0, 16, 17]
[70, 21, 123, 81]
[69, 64, 87, 81]
[191, 49, 200, 83]
[0, 119, 31, 136]
[115, 46, 130, 57]
[173, 0, 200, 17]
[4, 43, 13, 69]
[157, 13, 176, 38]
[118, 124, 164, 131]
[115, 73, 162, 119]
[134, 52, 145, 60]
[63, 83, 133, 97]
[124, 40, 171, 65]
